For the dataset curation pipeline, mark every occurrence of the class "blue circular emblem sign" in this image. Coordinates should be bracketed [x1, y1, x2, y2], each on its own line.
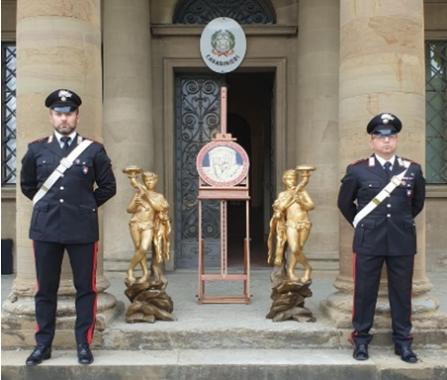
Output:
[200, 17, 247, 74]
[197, 141, 250, 187]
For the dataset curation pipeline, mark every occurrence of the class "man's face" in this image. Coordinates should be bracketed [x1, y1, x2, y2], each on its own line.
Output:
[369, 134, 398, 158]
[49, 109, 79, 135]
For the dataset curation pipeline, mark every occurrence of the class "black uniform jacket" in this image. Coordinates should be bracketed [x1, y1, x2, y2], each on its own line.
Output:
[337, 155, 425, 256]
[21, 134, 117, 244]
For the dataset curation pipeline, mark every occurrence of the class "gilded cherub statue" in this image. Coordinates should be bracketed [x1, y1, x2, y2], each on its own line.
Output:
[122, 166, 175, 323]
[267, 165, 316, 283]
[123, 166, 170, 285]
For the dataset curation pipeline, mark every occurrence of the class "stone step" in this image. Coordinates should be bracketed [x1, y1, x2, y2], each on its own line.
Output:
[3, 321, 446, 351]
[2, 269, 447, 350]
[100, 318, 447, 350]
[2, 348, 447, 380]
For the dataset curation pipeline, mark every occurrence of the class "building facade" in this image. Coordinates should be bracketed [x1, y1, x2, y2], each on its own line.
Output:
[1, 1, 447, 327]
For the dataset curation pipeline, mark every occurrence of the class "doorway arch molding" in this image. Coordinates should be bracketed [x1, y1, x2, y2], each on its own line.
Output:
[173, 0, 277, 25]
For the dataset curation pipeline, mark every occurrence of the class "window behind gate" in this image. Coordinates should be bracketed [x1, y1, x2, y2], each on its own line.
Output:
[1, 42, 16, 186]
[425, 40, 447, 184]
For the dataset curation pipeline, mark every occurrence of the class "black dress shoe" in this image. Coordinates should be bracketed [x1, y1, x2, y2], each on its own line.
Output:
[25, 344, 52, 365]
[77, 343, 94, 365]
[353, 344, 369, 360]
[395, 345, 418, 363]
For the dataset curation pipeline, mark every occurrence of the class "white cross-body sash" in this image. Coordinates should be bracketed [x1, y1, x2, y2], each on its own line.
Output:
[352, 158, 411, 228]
[33, 139, 93, 205]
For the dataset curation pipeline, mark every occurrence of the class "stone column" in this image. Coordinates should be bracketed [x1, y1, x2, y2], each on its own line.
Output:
[322, 0, 447, 345]
[2, 0, 118, 349]
[102, 0, 155, 274]
[295, 0, 340, 271]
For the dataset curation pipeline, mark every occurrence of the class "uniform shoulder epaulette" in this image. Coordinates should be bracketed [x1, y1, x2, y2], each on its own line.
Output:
[349, 158, 368, 166]
[400, 157, 420, 165]
[78, 136, 102, 145]
[30, 136, 49, 144]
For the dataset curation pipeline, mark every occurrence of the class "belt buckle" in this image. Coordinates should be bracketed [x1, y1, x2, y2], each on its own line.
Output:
[391, 176, 401, 186]
[60, 157, 72, 169]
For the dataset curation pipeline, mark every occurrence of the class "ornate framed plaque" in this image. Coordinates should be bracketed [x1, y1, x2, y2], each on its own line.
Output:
[197, 140, 250, 187]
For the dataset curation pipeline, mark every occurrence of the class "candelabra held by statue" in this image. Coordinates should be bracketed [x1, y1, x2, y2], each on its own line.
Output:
[266, 165, 316, 323]
[122, 166, 176, 323]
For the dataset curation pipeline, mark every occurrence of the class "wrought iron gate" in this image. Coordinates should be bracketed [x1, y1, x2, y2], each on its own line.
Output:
[175, 75, 226, 267]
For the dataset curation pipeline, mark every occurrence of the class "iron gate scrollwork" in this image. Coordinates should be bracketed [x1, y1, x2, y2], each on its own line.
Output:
[173, 0, 276, 25]
[175, 76, 226, 267]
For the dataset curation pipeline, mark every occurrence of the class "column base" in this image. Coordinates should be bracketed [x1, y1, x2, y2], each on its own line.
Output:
[320, 291, 447, 347]
[1, 292, 124, 349]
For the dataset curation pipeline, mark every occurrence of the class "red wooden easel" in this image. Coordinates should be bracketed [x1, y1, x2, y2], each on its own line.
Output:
[196, 86, 251, 304]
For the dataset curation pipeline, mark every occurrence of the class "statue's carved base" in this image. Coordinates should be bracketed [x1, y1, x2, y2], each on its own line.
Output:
[266, 265, 315, 323]
[124, 262, 176, 323]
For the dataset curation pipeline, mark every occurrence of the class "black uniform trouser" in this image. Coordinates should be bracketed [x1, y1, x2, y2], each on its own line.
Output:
[351, 253, 414, 347]
[33, 241, 98, 346]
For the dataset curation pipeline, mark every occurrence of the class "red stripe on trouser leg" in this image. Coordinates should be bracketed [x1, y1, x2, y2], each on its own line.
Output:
[32, 240, 40, 333]
[408, 255, 414, 336]
[86, 241, 98, 344]
[350, 252, 357, 345]
[351, 252, 357, 320]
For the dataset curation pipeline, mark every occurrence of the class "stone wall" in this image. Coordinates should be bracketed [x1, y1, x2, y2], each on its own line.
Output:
[426, 196, 447, 272]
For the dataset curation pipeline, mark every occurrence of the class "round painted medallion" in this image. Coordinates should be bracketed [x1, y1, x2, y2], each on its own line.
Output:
[197, 140, 250, 187]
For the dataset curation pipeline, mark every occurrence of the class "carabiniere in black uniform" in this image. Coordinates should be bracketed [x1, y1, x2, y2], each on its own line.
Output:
[337, 113, 425, 363]
[21, 89, 116, 365]
[21, 133, 115, 243]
